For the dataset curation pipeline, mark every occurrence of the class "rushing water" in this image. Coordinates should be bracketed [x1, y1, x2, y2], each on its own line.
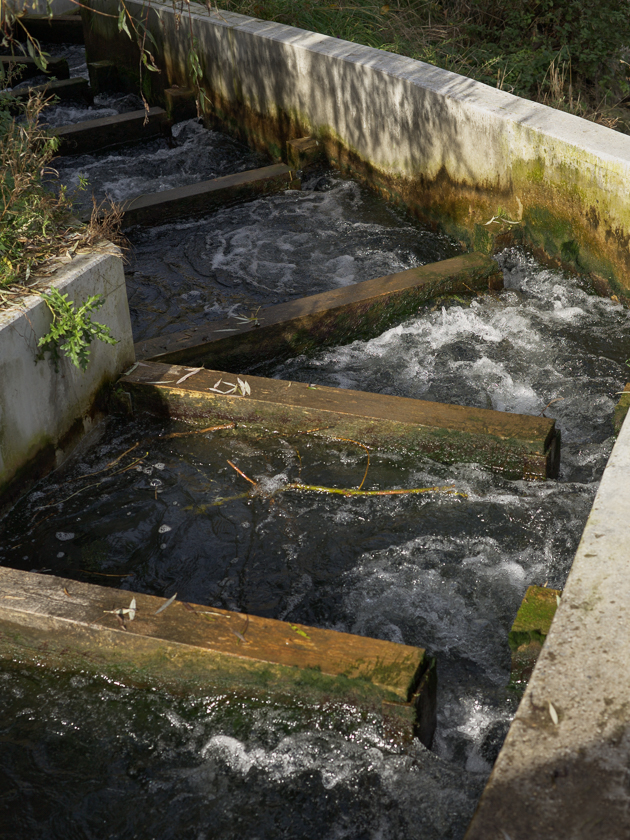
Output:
[3, 43, 630, 840]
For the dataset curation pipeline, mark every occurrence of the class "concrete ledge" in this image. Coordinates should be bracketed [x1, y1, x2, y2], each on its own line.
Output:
[120, 361, 559, 480]
[0, 247, 134, 514]
[465, 413, 630, 838]
[82, 0, 630, 297]
[0, 566, 436, 744]
[117, 163, 300, 227]
[53, 107, 169, 155]
[136, 252, 503, 369]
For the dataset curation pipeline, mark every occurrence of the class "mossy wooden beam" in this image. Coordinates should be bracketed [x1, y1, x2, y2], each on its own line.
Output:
[119, 164, 301, 227]
[0, 54, 69, 81]
[53, 107, 170, 156]
[120, 361, 559, 479]
[135, 252, 503, 369]
[614, 383, 630, 434]
[509, 585, 561, 687]
[0, 567, 435, 745]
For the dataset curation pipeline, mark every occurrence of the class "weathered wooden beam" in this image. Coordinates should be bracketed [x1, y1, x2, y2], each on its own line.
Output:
[0, 78, 92, 112]
[20, 15, 84, 44]
[614, 383, 630, 434]
[0, 567, 436, 745]
[53, 107, 170, 155]
[1, 54, 69, 82]
[287, 135, 323, 170]
[164, 85, 197, 123]
[87, 59, 120, 95]
[509, 585, 561, 687]
[135, 252, 503, 369]
[119, 164, 301, 227]
[120, 361, 560, 479]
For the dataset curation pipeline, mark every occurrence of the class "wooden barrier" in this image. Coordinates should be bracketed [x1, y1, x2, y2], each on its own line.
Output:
[0, 567, 436, 745]
[135, 252, 503, 369]
[53, 107, 170, 155]
[119, 361, 559, 479]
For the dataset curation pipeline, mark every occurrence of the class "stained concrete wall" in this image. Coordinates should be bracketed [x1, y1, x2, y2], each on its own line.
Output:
[82, 0, 630, 297]
[0, 248, 134, 512]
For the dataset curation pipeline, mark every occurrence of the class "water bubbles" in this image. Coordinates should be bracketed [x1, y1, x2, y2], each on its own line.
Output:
[158, 525, 172, 534]
[55, 532, 75, 541]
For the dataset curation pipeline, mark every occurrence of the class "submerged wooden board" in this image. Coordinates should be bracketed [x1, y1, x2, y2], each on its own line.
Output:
[2, 77, 92, 106]
[0, 567, 435, 745]
[120, 164, 301, 227]
[54, 107, 169, 155]
[120, 361, 559, 479]
[0, 54, 69, 81]
[136, 252, 503, 368]
[614, 383, 630, 434]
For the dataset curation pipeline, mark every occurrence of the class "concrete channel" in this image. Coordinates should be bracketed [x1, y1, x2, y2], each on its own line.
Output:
[2, 3, 630, 836]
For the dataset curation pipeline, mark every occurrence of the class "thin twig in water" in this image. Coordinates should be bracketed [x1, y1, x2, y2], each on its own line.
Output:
[227, 460, 257, 486]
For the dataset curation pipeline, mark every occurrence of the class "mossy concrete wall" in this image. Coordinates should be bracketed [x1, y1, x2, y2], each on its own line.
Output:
[0, 249, 134, 513]
[82, 0, 630, 297]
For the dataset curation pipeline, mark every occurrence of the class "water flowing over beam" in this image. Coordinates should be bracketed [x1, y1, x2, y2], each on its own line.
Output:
[0, 78, 92, 108]
[0, 567, 436, 746]
[119, 361, 559, 480]
[53, 107, 170, 156]
[118, 164, 301, 227]
[135, 253, 503, 369]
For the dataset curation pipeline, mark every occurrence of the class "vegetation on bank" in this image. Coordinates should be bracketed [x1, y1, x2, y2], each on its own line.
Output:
[220, 0, 630, 130]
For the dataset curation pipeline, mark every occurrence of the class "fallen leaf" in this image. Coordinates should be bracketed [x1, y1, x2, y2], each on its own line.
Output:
[155, 592, 178, 614]
[549, 701, 559, 725]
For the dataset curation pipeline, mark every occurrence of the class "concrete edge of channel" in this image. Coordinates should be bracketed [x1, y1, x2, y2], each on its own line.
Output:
[465, 412, 630, 838]
[0, 245, 134, 514]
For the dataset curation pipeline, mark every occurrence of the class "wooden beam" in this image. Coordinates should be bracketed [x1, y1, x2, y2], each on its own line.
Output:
[1, 54, 69, 81]
[119, 361, 560, 479]
[3, 77, 92, 107]
[135, 252, 503, 369]
[509, 585, 561, 687]
[118, 164, 301, 227]
[20, 15, 84, 44]
[53, 107, 170, 155]
[0, 567, 436, 745]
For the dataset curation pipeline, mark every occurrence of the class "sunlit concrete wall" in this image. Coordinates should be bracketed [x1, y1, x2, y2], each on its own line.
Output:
[0, 249, 134, 512]
[82, 0, 630, 297]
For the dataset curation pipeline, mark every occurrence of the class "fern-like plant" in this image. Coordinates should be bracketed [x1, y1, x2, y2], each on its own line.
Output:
[38, 288, 118, 372]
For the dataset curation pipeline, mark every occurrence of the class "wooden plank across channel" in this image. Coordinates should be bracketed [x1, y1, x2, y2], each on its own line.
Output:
[0, 54, 69, 81]
[0, 567, 436, 745]
[136, 252, 503, 368]
[53, 107, 170, 155]
[21, 14, 84, 44]
[120, 361, 559, 479]
[1, 78, 92, 108]
[119, 164, 301, 227]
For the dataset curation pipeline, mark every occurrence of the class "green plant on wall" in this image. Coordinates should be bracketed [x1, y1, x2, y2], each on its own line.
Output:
[37, 288, 118, 372]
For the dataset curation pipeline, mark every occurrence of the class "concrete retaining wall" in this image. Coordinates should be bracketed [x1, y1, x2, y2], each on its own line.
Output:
[465, 411, 630, 838]
[82, 0, 630, 297]
[0, 248, 134, 513]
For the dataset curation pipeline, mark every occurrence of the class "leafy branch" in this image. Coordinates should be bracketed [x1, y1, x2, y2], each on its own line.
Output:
[37, 288, 118, 372]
